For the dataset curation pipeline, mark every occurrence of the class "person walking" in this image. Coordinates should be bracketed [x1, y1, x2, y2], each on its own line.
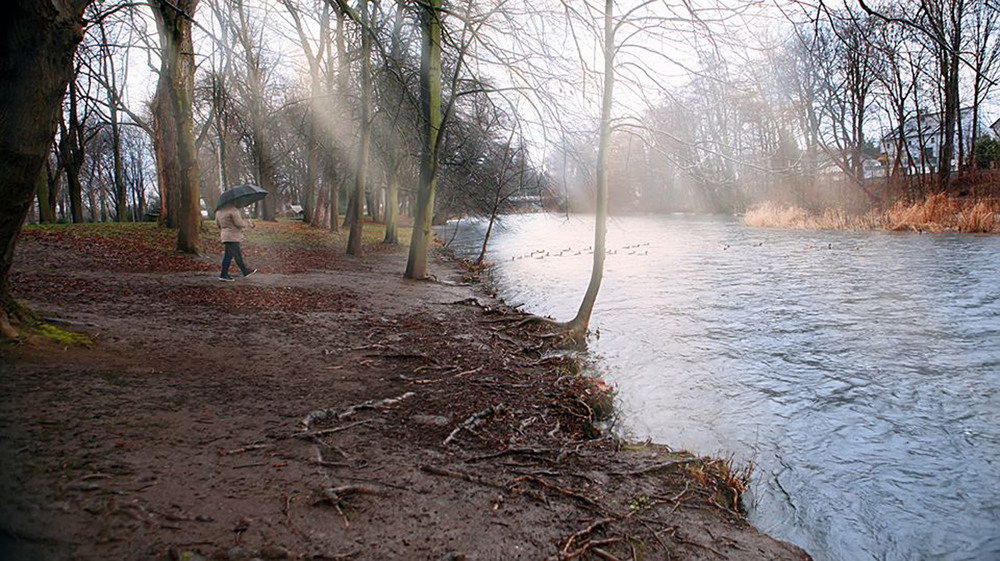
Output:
[216, 202, 257, 281]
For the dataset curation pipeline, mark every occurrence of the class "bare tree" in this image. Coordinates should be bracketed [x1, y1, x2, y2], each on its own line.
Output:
[231, 0, 280, 220]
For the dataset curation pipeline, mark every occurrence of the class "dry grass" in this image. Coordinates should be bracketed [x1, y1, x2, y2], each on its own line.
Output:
[744, 194, 1000, 233]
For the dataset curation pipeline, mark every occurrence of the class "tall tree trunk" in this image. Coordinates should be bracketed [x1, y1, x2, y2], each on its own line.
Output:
[152, 95, 180, 226]
[35, 166, 53, 223]
[0, 0, 89, 338]
[59, 77, 86, 224]
[346, 0, 372, 256]
[382, 0, 405, 245]
[565, 0, 614, 340]
[97, 158, 108, 221]
[404, 0, 442, 279]
[153, 0, 202, 252]
[41, 159, 62, 223]
[327, 9, 348, 233]
[110, 107, 127, 220]
[328, 154, 340, 232]
[384, 166, 399, 244]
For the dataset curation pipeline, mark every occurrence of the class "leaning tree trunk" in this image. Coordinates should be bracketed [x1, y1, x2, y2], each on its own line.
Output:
[404, 0, 442, 279]
[153, 0, 202, 253]
[0, 0, 89, 338]
[565, 0, 614, 341]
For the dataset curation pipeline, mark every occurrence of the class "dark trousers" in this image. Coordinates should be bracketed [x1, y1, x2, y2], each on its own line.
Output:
[221, 242, 250, 277]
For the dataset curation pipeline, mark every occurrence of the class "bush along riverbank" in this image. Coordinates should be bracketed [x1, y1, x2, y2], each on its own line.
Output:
[1, 221, 809, 560]
[744, 193, 1000, 233]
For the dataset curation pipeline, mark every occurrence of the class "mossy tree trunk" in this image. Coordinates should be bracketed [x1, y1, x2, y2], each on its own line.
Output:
[0, 0, 90, 338]
[152, 0, 202, 252]
[404, 0, 442, 279]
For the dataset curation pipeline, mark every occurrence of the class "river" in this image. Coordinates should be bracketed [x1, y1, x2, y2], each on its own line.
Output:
[444, 213, 1000, 561]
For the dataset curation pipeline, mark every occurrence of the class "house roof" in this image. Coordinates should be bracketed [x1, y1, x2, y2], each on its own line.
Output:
[880, 107, 979, 143]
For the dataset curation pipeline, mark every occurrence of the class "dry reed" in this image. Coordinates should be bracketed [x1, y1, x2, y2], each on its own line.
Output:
[743, 194, 1000, 234]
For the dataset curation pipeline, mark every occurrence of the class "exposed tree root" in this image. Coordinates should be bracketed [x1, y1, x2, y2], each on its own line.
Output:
[510, 475, 605, 511]
[0, 310, 17, 339]
[554, 538, 622, 561]
[561, 518, 615, 555]
[420, 465, 506, 490]
[590, 546, 623, 561]
[1, 298, 37, 339]
[609, 458, 697, 477]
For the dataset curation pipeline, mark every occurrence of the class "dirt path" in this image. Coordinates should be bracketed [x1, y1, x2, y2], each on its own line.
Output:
[1, 223, 810, 560]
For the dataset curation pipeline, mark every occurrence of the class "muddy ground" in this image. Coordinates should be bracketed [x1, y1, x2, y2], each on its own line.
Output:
[0, 222, 810, 560]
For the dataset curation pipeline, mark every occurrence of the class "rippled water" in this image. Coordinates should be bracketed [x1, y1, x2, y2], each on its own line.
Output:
[445, 213, 1000, 561]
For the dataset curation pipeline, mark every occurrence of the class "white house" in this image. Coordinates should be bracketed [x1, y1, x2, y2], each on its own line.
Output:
[880, 108, 991, 173]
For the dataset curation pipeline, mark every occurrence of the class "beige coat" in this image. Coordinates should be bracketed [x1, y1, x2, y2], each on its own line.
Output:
[216, 206, 251, 243]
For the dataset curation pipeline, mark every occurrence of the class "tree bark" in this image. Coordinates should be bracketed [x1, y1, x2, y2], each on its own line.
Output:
[404, 0, 443, 279]
[152, 93, 180, 226]
[346, 0, 372, 256]
[153, 0, 202, 253]
[0, 0, 89, 337]
[565, 0, 614, 339]
[382, 0, 405, 245]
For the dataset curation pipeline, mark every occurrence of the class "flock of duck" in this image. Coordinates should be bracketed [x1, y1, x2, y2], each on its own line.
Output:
[510, 242, 651, 260]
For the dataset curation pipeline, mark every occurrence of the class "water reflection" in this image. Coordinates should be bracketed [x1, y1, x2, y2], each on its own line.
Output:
[445, 213, 1000, 561]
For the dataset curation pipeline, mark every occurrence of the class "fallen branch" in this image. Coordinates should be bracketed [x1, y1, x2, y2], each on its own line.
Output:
[302, 392, 415, 429]
[413, 364, 459, 374]
[224, 443, 269, 455]
[464, 447, 556, 464]
[284, 420, 373, 441]
[453, 366, 484, 378]
[420, 465, 506, 490]
[233, 462, 268, 469]
[442, 298, 485, 308]
[443, 404, 505, 446]
[320, 485, 387, 502]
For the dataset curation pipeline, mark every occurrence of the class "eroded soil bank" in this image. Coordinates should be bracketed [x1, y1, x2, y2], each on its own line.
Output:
[0, 222, 809, 560]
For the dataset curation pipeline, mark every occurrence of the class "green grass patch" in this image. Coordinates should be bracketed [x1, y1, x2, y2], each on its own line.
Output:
[32, 323, 93, 348]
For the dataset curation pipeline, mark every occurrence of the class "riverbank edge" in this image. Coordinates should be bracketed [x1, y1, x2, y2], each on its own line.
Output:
[442, 249, 811, 559]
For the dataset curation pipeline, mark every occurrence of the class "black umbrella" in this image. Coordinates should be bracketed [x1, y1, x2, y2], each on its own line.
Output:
[217, 184, 268, 210]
